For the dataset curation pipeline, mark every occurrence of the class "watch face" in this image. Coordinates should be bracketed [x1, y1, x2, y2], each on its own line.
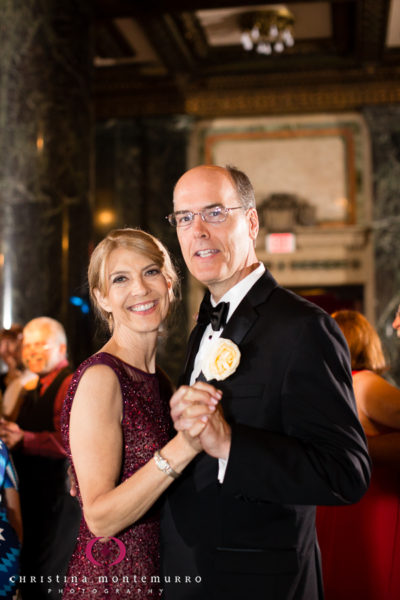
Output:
[155, 452, 168, 471]
[154, 450, 179, 478]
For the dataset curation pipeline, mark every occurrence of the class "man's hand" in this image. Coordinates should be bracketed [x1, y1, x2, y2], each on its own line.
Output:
[170, 382, 223, 452]
[171, 381, 221, 424]
[188, 404, 231, 460]
[0, 418, 24, 449]
[171, 382, 231, 459]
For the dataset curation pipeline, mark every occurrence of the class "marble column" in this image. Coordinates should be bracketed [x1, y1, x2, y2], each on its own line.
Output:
[0, 0, 93, 364]
[363, 105, 400, 384]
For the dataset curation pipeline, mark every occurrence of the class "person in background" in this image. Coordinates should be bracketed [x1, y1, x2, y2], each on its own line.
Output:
[0, 325, 24, 394]
[393, 303, 400, 337]
[317, 309, 400, 600]
[61, 228, 219, 600]
[0, 325, 36, 420]
[0, 439, 22, 599]
[0, 317, 81, 600]
[161, 164, 371, 600]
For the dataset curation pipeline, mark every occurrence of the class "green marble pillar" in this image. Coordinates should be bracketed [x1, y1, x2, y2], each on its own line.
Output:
[0, 0, 93, 363]
[363, 105, 400, 385]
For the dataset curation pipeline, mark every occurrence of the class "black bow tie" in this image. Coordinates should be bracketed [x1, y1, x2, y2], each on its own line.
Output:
[198, 297, 230, 331]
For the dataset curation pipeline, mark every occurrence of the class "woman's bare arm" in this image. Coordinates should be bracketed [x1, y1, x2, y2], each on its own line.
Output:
[353, 371, 400, 430]
[69, 364, 220, 538]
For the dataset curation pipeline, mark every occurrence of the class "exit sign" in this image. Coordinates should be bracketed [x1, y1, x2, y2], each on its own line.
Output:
[266, 233, 296, 254]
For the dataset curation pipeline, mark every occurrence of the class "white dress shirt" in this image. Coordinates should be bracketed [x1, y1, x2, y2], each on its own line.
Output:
[189, 262, 266, 481]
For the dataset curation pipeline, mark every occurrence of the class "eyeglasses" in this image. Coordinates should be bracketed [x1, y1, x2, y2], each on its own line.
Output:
[166, 206, 244, 228]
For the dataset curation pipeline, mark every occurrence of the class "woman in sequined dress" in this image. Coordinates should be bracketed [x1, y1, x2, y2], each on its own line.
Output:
[61, 229, 221, 599]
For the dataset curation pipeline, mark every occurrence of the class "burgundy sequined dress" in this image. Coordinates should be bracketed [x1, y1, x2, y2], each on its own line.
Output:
[61, 352, 172, 599]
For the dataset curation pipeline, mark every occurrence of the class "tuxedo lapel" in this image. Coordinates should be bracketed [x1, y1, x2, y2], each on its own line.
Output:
[180, 300, 217, 493]
[181, 322, 206, 385]
[220, 270, 278, 344]
[221, 296, 257, 346]
[179, 273, 279, 494]
[181, 291, 212, 384]
[181, 272, 278, 384]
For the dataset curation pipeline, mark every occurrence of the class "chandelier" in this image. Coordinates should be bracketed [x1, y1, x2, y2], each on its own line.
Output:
[239, 6, 295, 55]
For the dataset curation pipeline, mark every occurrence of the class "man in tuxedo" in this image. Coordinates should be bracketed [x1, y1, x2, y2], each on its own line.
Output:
[161, 164, 371, 600]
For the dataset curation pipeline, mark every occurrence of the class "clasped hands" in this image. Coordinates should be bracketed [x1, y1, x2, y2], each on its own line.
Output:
[170, 382, 231, 460]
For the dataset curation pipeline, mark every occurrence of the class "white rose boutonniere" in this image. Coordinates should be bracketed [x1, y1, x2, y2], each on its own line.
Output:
[202, 338, 241, 381]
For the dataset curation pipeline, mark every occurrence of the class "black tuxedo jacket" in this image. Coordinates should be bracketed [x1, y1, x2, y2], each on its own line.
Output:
[161, 271, 371, 600]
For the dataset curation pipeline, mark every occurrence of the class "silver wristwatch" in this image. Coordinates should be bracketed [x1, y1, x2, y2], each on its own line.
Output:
[153, 450, 181, 479]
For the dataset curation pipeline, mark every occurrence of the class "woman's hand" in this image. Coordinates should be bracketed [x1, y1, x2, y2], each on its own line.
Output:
[170, 382, 223, 452]
[0, 418, 24, 449]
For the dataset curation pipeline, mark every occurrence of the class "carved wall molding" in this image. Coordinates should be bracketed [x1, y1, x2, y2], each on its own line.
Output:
[185, 81, 400, 117]
[95, 75, 400, 119]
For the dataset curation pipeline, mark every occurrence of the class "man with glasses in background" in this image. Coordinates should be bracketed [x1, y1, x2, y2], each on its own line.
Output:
[160, 164, 371, 600]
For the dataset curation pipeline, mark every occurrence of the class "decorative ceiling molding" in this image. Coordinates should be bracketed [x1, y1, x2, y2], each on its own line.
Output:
[135, 14, 196, 74]
[94, 0, 400, 119]
[179, 12, 209, 59]
[185, 81, 400, 116]
[95, 78, 400, 119]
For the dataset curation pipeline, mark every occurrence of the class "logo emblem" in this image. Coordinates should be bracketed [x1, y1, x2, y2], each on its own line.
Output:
[85, 537, 126, 566]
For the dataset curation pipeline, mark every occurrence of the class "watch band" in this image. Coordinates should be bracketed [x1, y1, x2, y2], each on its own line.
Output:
[153, 450, 181, 479]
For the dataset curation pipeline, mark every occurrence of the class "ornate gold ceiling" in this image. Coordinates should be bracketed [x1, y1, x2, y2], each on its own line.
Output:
[94, 0, 400, 118]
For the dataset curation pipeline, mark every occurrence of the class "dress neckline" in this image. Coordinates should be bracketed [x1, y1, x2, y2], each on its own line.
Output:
[94, 351, 157, 377]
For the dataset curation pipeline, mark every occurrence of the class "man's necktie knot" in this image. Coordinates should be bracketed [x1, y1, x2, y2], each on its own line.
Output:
[198, 298, 230, 331]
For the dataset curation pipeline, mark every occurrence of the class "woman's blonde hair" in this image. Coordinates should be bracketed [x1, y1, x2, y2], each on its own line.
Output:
[88, 228, 179, 328]
[332, 309, 386, 374]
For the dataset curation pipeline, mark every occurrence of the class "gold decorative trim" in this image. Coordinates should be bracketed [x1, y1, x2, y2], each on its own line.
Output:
[185, 81, 400, 117]
[95, 79, 400, 119]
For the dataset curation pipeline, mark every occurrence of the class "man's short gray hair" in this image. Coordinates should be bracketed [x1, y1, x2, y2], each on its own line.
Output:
[226, 165, 256, 210]
[24, 317, 67, 347]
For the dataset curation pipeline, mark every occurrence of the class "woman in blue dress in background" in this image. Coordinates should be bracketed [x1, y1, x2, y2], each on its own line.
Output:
[0, 438, 22, 599]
